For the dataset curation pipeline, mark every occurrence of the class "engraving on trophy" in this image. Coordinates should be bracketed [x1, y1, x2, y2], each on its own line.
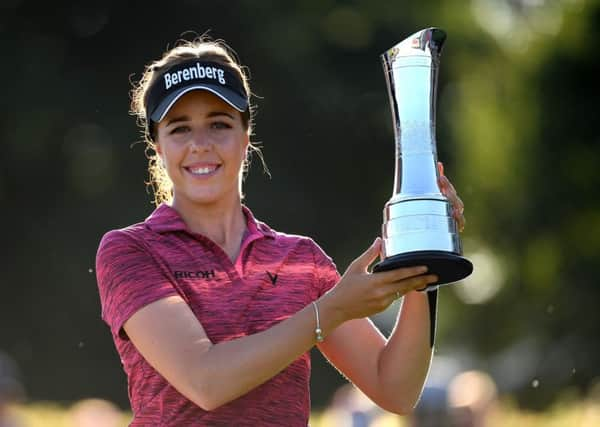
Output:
[398, 120, 433, 153]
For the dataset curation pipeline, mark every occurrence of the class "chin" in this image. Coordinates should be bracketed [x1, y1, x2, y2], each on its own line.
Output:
[188, 194, 222, 206]
[183, 188, 234, 206]
[173, 182, 241, 207]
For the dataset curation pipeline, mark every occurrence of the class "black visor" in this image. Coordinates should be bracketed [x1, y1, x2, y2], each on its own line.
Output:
[144, 59, 248, 128]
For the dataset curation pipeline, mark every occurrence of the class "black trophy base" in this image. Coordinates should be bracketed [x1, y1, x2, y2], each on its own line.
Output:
[372, 250, 473, 289]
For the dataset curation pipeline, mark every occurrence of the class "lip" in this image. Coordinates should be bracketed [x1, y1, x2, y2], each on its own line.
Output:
[183, 162, 222, 179]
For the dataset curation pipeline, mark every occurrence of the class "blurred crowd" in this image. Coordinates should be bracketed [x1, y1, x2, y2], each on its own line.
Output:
[3, 348, 600, 427]
[0, 351, 25, 427]
[320, 369, 498, 427]
[319, 368, 600, 427]
[3, 348, 501, 426]
[0, 350, 123, 427]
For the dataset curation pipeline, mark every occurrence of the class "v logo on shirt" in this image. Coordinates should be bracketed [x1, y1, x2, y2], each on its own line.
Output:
[266, 271, 278, 285]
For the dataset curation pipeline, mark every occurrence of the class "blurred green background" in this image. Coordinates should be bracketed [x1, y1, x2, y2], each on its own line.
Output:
[1, 0, 599, 419]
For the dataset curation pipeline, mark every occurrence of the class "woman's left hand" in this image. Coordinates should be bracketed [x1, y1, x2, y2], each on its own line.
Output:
[437, 162, 465, 232]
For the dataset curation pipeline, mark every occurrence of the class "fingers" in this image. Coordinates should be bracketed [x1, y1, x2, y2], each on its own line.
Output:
[437, 163, 459, 206]
[442, 179, 465, 232]
[437, 162, 466, 232]
[398, 273, 438, 294]
[340, 244, 439, 317]
[348, 237, 382, 273]
[455, 210, 466, 233]
[439, 175, 462, 208]
[374, 265, 429, 284]
[384, 273, 439, 305]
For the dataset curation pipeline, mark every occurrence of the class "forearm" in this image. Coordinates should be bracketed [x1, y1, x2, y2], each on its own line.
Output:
[193, 296, 344, 409]
[377, 291, 433, 412]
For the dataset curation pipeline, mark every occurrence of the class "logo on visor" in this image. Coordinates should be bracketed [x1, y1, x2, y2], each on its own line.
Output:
[164, 63, 226, 90]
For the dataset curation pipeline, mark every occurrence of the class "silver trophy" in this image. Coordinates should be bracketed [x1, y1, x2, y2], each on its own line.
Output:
[373, 28, 473, 289]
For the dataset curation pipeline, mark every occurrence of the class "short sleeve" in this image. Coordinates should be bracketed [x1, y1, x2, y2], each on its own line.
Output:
[95, 230, 178, 340]
[310, 240, 341, 298]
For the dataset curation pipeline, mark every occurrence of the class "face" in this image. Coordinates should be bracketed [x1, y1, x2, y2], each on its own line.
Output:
[155, 90, 249, 209]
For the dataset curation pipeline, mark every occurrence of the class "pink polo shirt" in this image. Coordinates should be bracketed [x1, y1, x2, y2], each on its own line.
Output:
[95, 204, 340, 426]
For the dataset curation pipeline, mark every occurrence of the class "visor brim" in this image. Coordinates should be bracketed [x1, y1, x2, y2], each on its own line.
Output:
[149, 84, 248, 123]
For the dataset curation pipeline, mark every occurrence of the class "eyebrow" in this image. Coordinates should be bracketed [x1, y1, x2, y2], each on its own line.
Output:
[165, 116, 188, 127]
[207, 111, 236, 120]
[165, 111, 236, 127]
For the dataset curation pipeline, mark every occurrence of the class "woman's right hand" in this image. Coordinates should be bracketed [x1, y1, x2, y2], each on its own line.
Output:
[324, 237, 438, 321]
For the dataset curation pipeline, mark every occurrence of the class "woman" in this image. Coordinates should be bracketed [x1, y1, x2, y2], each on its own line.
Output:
[95, 36, 466, 426]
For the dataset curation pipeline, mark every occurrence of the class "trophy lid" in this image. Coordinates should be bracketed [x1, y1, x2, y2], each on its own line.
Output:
[381, 28, 446, 64]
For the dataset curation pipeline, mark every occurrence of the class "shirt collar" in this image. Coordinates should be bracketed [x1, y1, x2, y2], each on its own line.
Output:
[144, 203, 276, 239]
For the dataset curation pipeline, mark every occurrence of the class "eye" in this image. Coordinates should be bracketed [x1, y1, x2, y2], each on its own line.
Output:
[211, 121, 232, 130]
[170, 125, 191, 135]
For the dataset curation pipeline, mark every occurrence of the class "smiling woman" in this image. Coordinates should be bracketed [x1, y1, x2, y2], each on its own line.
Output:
[129, 39, 258, 206]
[95, 35, 464, 426]
[154, 91, 249, 215]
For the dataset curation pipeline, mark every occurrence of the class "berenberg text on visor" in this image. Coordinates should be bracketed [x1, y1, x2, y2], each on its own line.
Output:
[163, 63, 226, 90]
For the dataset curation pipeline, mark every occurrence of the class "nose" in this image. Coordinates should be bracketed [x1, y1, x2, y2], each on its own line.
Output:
[190, 129, 213, 152]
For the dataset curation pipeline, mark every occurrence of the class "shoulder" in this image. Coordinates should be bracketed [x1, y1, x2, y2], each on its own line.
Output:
[271, 230, 315, 247]
[245, 206, 319, 249]
[258, 221, 319, 250]
[97, 222, 147, 252]
[95, 221, 156, 267]
[265, 229, 340, 293]
[258, 220, 334, 264]
[249, 208, 337, 270]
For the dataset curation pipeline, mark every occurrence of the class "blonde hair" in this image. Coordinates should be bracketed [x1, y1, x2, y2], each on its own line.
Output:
[130, 36, 266, 206]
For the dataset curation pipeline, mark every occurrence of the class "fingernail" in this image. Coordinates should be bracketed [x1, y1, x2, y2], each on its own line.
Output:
[419, 266, 428, 273]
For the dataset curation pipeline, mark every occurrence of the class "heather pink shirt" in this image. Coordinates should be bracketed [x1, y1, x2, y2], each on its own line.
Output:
[95, 204, 340, 426]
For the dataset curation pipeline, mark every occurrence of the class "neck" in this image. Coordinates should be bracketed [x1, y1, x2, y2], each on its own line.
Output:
[170, 194, 247, 260]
